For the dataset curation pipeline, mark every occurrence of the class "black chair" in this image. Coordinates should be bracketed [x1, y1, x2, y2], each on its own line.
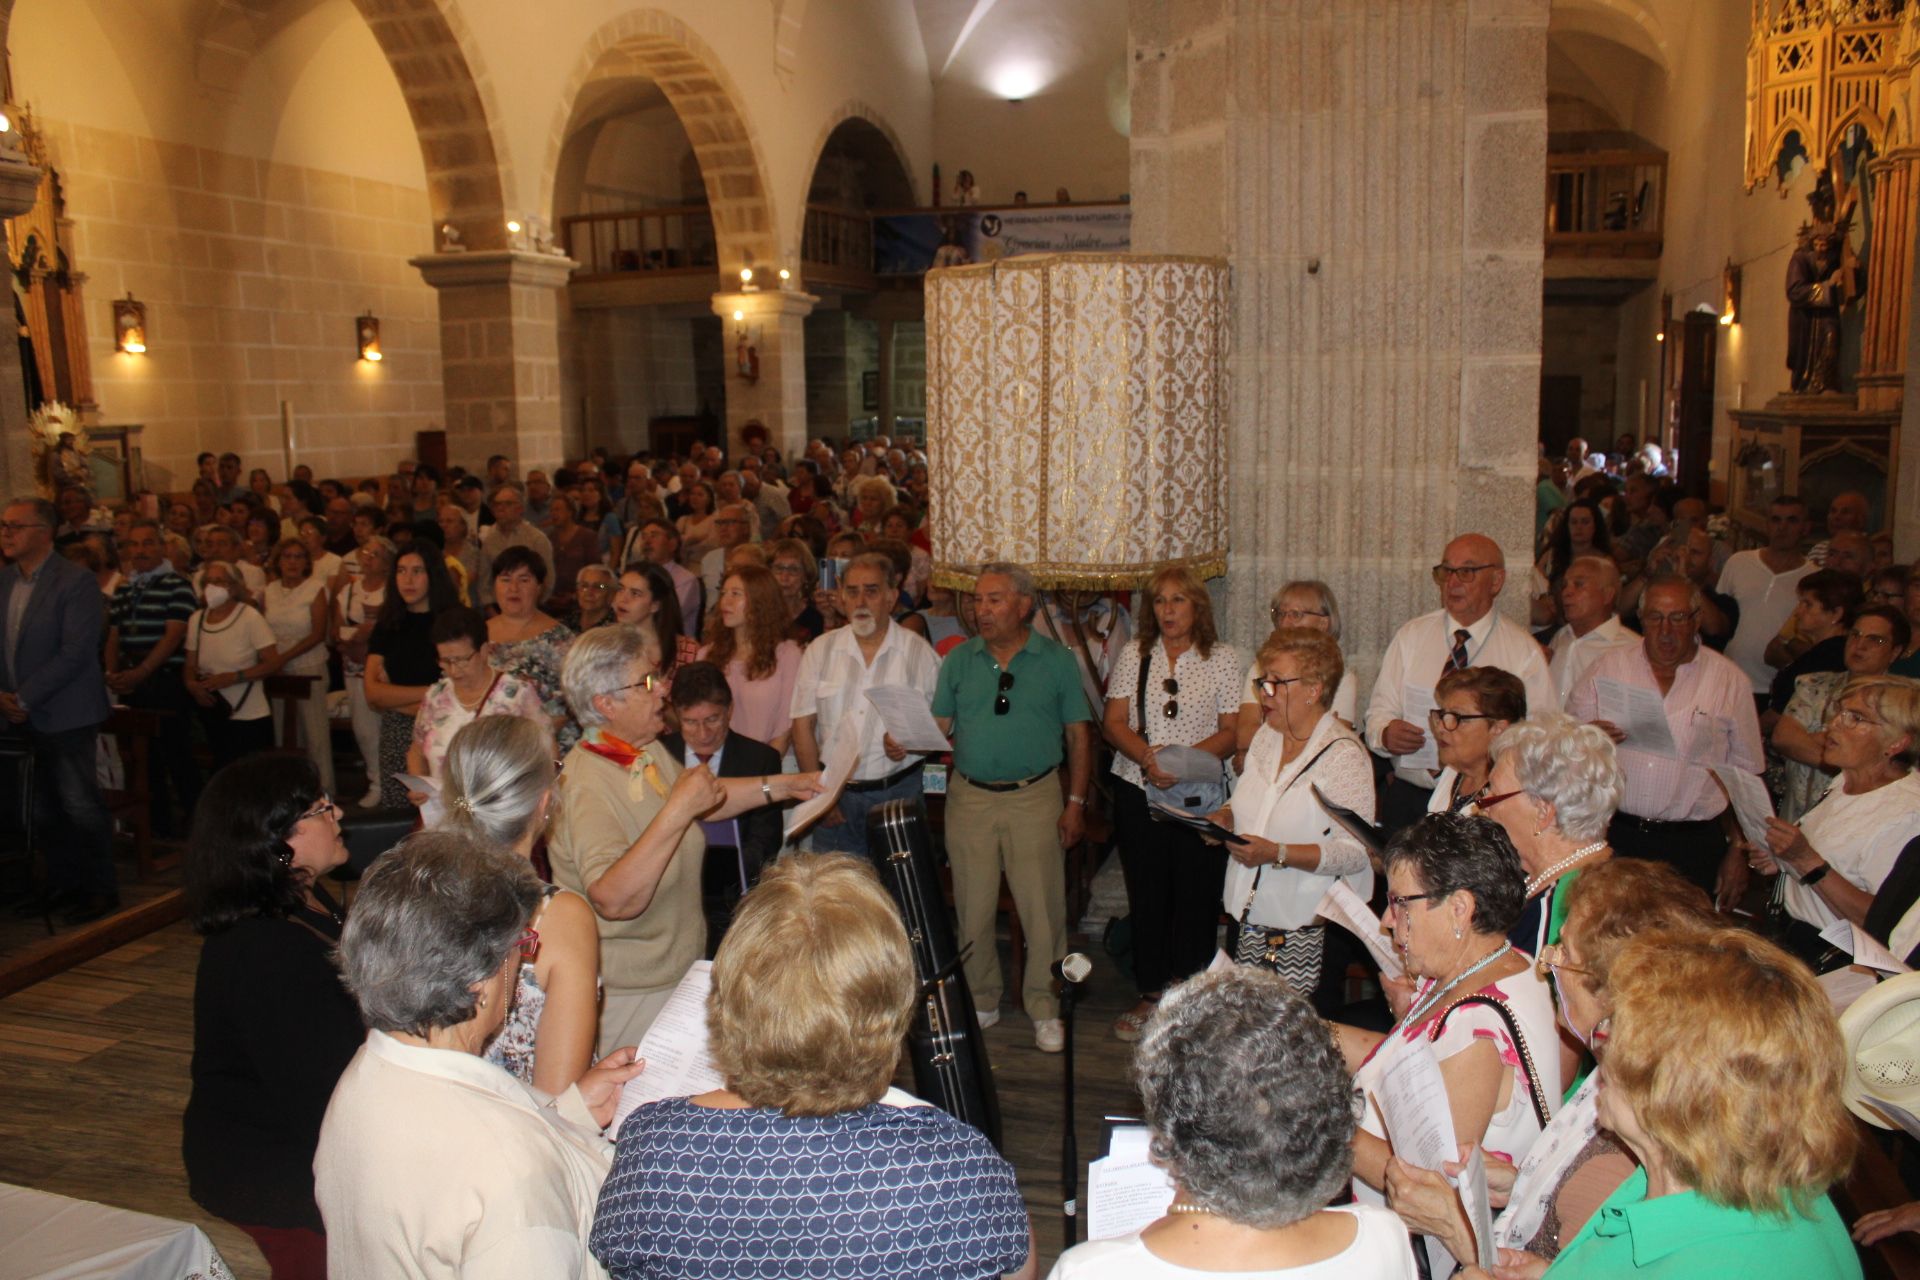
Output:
[334, 808, 417, 880]
[0, 729, 53, 935]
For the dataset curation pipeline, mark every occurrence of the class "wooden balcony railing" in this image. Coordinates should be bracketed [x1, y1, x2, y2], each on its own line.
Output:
[1545, 150, 1666, 259]
[802, 204, 877, 286]
[560, 207, 717, 280]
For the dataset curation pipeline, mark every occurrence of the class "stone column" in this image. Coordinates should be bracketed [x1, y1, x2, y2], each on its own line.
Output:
[0, 150, 41, 498]
[410, 250, 577, 473]
[876, 317, 897, 440]
[710, 288, 817, 458]
[1129, 0, 1548, 690]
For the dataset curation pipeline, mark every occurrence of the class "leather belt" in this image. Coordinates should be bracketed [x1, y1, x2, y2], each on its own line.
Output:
[957, 765, 1057, 793]
[844, 761, 925, 793]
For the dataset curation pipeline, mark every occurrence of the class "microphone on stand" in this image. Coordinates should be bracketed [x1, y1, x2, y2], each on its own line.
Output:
[1056, 950, 1092, 1248]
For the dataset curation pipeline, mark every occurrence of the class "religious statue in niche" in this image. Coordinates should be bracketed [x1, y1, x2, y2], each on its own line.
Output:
[1785, 170, 1861, 395]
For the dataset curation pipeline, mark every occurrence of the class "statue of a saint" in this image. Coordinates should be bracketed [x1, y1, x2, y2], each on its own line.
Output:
[1785, 171, 1858, 394]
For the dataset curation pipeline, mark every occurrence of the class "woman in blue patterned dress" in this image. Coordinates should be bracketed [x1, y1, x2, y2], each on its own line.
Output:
[591, 853, 1035, 1279]
[441, 713, 601, 1098]
[486, 545, 581, 753]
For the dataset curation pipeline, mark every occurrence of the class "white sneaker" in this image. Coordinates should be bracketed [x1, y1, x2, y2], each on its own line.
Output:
[1034, 1018, 1065, 1053]
[974, 1006, 1001, 1029]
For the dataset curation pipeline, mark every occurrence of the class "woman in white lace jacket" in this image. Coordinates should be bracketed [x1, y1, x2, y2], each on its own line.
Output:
[1211, 628, 1376, 1006]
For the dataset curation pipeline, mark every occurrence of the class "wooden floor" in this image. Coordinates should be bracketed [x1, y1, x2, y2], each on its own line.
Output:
[0, 915, 1149, 1278]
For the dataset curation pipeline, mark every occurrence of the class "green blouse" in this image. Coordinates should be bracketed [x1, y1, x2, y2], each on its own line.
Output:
[1546, 1167, 1862, 1279]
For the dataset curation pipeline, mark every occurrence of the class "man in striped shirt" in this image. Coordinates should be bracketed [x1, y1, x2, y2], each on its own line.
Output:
[106, 520, 203, 837]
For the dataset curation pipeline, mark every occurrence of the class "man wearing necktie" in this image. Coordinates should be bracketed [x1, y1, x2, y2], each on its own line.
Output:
[1365, 533, 1558, 834]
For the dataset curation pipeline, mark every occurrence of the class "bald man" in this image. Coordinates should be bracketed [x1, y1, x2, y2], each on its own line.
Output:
[1365, 532, 1559, 831]
[1546, 556, 1638, 704]
[1810, 490, 1872, 568]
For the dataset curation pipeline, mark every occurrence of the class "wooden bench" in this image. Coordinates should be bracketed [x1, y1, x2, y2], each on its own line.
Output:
[1832, 1120, 1920, 1280]
[103, 705, 176, 879]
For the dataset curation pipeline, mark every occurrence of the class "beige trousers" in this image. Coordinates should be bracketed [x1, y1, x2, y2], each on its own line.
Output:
[945, 772, 1066, 1021]
[597, 986, 677, 1058]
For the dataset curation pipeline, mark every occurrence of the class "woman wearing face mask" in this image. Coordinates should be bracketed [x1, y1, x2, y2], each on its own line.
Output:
[365, 546, 461, 809]
[185, 562, 283, 770]
[697, 564, 802, 754]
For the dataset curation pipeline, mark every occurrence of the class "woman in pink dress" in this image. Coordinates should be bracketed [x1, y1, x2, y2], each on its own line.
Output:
[697, 563, 801, 754]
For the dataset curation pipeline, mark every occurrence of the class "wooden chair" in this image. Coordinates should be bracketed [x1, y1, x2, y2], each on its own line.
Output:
[266, 674, 319, 751]
[103, 705, 174, 879]
[1832, 1120, 1920, 1280]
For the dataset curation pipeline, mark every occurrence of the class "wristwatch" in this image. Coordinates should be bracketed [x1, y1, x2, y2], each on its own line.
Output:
[760, 777, 774, 803]
[1799, 861, 1831, 887]
[1067, 794, 1086, 806]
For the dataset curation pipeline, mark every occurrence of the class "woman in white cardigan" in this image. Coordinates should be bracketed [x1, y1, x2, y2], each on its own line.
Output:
[1211, 628, 1376, 1009]
[315, 830, 645, 1278]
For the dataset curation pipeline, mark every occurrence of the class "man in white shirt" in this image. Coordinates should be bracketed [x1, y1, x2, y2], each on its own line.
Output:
[1716, 494, 1815, 699]
[1547, 556, 1637, 705]
[790, 552, 941, 857]
[1568, 575, 1763, 907]
[477, 484, 554, 606]
[699, 503, 757, 600]
[742, 468, 790, 542]
[1366, 532, 1557, 832]
[1808, 489, 1870, 566]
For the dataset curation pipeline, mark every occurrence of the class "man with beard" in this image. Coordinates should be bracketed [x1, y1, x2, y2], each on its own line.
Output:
[1786, 220, 1852, 393]
[789, 552, 940, 857]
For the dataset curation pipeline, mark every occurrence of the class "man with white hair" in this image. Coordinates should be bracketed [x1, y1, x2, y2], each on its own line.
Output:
[1569, 574, 1762, 907]
[790, 552, 940, 857]
[1638, 441, 1669, 478]
[1366, 532, 1558, 831]
[1809, 489, 1872, 567]
[1546, 556, 1637, 705]
[933, 562, 1094, 1053]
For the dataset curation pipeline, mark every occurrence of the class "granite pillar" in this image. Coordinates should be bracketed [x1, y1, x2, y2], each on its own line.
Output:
[710, 288, 817, 459]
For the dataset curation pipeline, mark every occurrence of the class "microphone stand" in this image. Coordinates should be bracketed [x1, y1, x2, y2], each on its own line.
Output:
[1055, 954, 1090, 1249]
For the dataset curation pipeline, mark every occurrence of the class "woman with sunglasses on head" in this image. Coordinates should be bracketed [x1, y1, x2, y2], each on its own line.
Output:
[1102, 565, 1241, 1042]
[182, 755, 362, 1278]
[1210, 628, 1376, 1014]
[1425, 668, 1527, 819]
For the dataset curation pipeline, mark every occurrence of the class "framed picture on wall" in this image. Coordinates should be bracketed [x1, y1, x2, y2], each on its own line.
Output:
[862, 370, 880, 412]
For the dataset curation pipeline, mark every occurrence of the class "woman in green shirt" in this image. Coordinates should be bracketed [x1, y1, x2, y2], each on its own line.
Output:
[1464, 927, 1860, 1279]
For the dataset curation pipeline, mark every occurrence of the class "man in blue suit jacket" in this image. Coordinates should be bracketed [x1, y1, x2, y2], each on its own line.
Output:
[1, 494, 117, 924]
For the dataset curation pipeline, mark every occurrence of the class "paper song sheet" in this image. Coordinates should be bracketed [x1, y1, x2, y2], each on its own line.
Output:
[864, 684, 950, 753]
[1399, 685, 1440, 772]
[611, 960, 724, 1132]
[1315, 880, 1404, 980]
[785, 707, 866, 836]
[1373, 1036, 1459, 1174]
[1820, 964, 1880, 1014]
[1459, 1145, 1497, 1270]
[1708, 764, 1775, 847]
[1087, 1124, 1176, 1241]
[1593, 678, 1677, 755]
[1818, 919, 1911, 975]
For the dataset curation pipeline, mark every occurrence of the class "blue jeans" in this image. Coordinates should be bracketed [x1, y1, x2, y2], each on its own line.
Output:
[808, 768, 925, 858]
[20, 723, 117, 897]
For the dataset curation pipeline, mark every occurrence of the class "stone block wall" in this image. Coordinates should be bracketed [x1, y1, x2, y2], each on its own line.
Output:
[43, 118, 443, 488]
[1129, 0, 1547, 693]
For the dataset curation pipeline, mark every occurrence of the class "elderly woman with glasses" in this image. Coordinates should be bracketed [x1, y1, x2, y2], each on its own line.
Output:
[1335, 814, 1561, 1275]
[1458, 928, 1860, 1279]
[1235, 581, 1354, 767]
[315, 831, 647, 1277]
[1478, 712, 1623, 958]
[1386, 859, 1713, 1268]
[182, 756, 361, 1276]
[1425, 667, 1527, 819]
[591, 854, 1033, 1279]
[1748, 675, 1920, 961]
[1773, 607, 1912, 821]
[1212, 629, 1375, 1010]
[565, 563, 618, 632]
[1052, 968, 1417, 1278]
[403, 606, 548, 818]
[550, 625, 820, 1054]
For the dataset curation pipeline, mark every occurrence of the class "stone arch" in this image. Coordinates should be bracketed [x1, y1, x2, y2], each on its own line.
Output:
[542, 10, 778, 278]
[797, 101, 918, 225]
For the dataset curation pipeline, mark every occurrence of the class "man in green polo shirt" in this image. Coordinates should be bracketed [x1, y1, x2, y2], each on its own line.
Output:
[933, 562, 1093, 1053]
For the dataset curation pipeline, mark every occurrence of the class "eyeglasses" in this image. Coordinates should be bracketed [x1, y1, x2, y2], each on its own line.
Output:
[578, 580, 612, 593]
[1589, 1014, 1612, 1060]
[0, 521, 49, 533]
[1386, 892, 1436, 915]
[1431, 563, 1499, 584]
[1848, 629, 1894, 648]
[1271, 606, 1329, 623]
[1256, 676, 1306, 697]
[1428, 708, 1498, 732]
[1476, 788, 1523, 811]
[1833, 706, 1886, 730]
[295, 795, 339, 824]
[613, 673, 665, 696]
[1641, 610, 1699, 628]
[437, 650, 484, 671]
[994, 669, 1015, 716]
[770, 563, 805, 577]
[513, 926, 541, 961]
[1535, 942, 1591, 981]
[1162, 677, 1179, 719]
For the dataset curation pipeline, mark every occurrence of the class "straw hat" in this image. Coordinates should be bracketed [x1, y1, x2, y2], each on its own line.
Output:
[1839, 971, 1920, 1129]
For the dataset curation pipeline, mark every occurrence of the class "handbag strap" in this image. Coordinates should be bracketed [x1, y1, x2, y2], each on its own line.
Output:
[1432, 993, 1552, 1132]
[1234, 736, 1351, 925]
[1135, 644, 1152, 738]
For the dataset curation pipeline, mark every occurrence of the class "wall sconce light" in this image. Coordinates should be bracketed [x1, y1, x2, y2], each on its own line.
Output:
[357, 312, 383, 362]
[732, 308, 759, 382]
[777, 267, 791, 288]
[1720, 260, 1741, 327]
[113, 293, 148, 354]
[739, 265, 759, 293]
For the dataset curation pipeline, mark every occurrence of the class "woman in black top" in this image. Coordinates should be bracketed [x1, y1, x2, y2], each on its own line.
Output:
[182, 755, 363, 1278]
[364, 544, 459, 809]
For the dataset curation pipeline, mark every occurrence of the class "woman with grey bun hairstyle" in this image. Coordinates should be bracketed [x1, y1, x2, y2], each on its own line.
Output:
[440, 714, 604, 1096]
[1048, 967, 1417, 1278]
[314, 829, 646, 1277]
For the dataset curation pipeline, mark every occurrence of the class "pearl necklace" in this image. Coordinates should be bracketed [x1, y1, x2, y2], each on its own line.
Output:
[1525, 842, 1606, 897]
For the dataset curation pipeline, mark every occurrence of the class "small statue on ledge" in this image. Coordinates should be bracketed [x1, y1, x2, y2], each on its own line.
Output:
[1785, 170, 1858, 395]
